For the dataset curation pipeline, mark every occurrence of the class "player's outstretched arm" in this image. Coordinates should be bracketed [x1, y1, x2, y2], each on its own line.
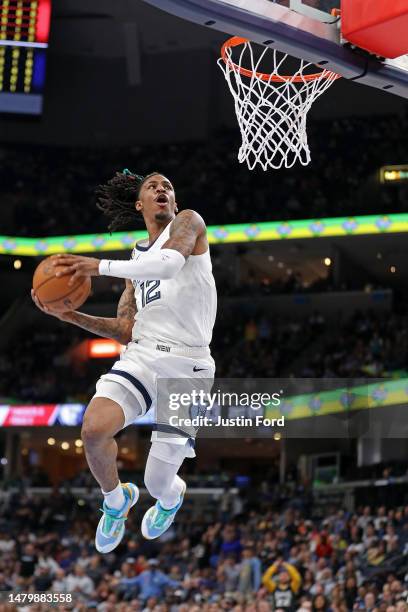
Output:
[31, 280, 136, 345]
[51, 210, 206, 283]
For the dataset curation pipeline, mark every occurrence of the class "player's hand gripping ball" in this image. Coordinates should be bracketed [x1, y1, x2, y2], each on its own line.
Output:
[32, 254, 93, 312]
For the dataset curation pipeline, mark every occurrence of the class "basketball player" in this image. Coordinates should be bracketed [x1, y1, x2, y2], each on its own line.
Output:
[31, 170, 217, 553]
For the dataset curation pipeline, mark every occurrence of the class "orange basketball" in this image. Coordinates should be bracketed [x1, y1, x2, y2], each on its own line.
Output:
[32, 256, 91, 312]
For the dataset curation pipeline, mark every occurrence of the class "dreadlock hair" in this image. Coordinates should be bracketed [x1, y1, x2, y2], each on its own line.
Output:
[96, 170, 163, 232]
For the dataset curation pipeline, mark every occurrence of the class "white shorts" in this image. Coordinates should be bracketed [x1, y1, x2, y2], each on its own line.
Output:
[149, 440, 197, 465]
[93, 340, 215, 453]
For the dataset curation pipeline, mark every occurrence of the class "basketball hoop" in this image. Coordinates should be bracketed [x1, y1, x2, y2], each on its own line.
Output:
[218, 37, 341, 171]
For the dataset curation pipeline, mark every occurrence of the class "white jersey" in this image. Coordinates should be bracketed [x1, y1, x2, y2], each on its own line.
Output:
[130, 221, 217, 347]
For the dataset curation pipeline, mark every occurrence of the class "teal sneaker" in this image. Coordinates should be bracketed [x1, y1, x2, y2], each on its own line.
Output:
[95, 483, 139, 553]
[141, 483, 186, 540]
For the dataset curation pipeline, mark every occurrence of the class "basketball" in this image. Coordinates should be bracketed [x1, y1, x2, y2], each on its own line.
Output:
[32, 256, 91, 312]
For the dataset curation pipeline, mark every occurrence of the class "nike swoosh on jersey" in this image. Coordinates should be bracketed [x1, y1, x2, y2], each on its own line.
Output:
[193, 366, 207, 372]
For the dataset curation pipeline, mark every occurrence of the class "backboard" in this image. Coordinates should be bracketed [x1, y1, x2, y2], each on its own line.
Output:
[141, 0, 408, 98]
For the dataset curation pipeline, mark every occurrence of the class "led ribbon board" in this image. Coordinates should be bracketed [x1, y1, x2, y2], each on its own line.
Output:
[265, 378, 408, 422]
[1, 213, 408, 255]
[0, 0, 51, 114]
[0, 403, 153, 426]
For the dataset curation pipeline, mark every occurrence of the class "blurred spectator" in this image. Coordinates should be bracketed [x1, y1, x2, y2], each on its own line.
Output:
[65, 564, 94, 601]
[262, 559, 302, 609]
[238, 547, 262, 594]
[115, 558, 179, 602]
[51, 568, 68, 593]
[19, 543, 38, 584]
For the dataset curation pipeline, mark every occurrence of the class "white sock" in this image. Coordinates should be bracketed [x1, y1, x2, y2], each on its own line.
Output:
[102, 481, 125, 510]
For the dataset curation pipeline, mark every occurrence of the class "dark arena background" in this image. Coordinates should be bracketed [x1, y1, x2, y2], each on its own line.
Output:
[0, 1, 408, 610]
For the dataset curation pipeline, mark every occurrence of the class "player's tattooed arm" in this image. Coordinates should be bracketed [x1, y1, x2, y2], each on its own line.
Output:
[162, 209, 206, 258]
[31, 280, 136, 345]
[65, 280, 136, 344]
[115, 279, 137, 342]
[116, 280, 137, 322]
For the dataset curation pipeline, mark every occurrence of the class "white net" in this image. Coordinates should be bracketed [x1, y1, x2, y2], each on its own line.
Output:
[218, 39, 339, 171]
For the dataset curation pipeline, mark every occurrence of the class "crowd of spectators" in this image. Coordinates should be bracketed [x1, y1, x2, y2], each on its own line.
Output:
[220, 272, 337, 298]
[1, 113, 408, 237]
[0, 487, 407, 611]
[212, 311, 320, 379]
[212, 309, 408, 379]
[1, 308, 407, 403]
[296, 310, 408, 378]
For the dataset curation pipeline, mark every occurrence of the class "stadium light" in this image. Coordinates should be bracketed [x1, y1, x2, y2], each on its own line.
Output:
[380, 165, 408, 183]
[88, 339, 122, 359]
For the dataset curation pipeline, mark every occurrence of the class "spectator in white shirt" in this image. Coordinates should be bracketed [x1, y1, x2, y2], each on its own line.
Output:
[51, 568, 68, 593]
[363, 523, 378, 550]
[384, 524, 399, 552]
[357, 506, 372, 531]
[36, 549, 60, 575]
[0, 532, 15, 553]
[374, 506, 387, 531]
[65, 564, 94, 601]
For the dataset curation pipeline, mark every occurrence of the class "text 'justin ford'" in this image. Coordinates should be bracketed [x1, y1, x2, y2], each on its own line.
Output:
[169, 415, 286, 427]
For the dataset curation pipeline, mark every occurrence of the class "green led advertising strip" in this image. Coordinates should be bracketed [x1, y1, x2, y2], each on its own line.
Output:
[265, 378, 408, 422]
[1, 213, 407, 256]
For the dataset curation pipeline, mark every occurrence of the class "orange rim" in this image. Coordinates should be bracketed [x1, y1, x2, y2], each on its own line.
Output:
[220, 36, 341, 83]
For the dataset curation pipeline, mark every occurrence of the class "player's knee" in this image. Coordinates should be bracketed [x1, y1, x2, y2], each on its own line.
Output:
[81, 417, 106, 445]
[81, 397, 124, 445]
[81, 410, 113, 445]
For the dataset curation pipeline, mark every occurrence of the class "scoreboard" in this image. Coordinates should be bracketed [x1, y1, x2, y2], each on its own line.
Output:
[0, 0, 51, 114]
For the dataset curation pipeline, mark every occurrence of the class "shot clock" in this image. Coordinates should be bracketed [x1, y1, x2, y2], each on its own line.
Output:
[0, 0, 51, 114]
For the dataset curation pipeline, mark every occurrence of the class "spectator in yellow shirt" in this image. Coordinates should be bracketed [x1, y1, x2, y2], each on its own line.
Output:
[262, 559, 302, 612]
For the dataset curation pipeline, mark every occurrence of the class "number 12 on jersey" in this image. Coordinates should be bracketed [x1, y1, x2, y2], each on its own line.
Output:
[140, 280, 161, 307]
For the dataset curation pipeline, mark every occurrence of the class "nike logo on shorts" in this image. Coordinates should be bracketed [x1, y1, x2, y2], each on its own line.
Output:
[193, 366, 207, 372]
